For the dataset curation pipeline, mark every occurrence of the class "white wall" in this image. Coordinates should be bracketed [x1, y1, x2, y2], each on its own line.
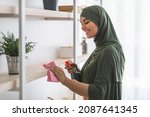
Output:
[0, 0, 18, 6]
[0, 19, 74, 72]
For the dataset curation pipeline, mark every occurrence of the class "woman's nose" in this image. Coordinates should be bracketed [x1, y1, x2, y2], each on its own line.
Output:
[81, 25, 86, 31]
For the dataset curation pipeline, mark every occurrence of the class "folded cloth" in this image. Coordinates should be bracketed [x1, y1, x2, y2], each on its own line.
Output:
[43, 61, 59, 82]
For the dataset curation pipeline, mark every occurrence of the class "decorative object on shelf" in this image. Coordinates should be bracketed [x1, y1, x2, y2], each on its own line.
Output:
[43, 0, 58, 10]
[58, 46, 73, 58]
[0, 31, 36, 75]
[58, 5, 86, 13]
[58, 5, 73, 12]
[81, 37, 87, 54]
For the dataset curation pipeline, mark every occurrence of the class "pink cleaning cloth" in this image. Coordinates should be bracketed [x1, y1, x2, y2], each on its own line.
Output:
[43, 61, 59, 82]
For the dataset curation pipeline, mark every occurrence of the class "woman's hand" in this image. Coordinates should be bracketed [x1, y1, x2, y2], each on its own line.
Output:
[50, 66, 67, 84]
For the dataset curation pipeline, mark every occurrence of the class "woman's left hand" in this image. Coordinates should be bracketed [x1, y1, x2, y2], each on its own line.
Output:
[50, 66, 67, 84]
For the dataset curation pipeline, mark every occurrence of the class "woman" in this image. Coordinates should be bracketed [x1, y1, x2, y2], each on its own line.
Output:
[50, 5, 125, 100]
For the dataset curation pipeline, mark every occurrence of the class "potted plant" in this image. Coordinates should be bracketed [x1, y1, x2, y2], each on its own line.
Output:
[0, 31, 36, 75]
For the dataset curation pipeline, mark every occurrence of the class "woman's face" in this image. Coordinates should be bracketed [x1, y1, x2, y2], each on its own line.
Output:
[80, 17, 98, 38]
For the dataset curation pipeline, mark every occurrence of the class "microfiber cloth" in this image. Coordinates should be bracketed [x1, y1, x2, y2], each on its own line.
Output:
[43, 61, 59, 82]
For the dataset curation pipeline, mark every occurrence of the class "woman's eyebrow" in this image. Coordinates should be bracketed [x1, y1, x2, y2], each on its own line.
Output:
[83, 19, 87, 22]
[80, 18, 87, 23]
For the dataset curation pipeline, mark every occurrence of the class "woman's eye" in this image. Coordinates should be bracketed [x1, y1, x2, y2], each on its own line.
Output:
[84, 21, 90, 24]
[80, 19, 90, 26]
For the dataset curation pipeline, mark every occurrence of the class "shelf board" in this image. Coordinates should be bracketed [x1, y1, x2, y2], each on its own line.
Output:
[0, 54, 89, 93]
[0, 5, 73, 20]
[0, 74, 18, 93]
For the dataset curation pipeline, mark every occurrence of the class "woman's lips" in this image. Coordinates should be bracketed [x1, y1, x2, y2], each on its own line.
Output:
[85, 30, 90, 33]
[85, 30, 90, 35]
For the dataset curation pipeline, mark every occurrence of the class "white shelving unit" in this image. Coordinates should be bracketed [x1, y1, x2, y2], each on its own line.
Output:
[0, 5, 73, 20]
[0, 3, 76, 99]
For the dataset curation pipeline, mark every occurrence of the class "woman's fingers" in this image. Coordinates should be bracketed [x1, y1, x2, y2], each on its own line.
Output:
[50, 66, 66, 82]
[50, 66, 69, 84]
[65, 66, 75, 73]
[50, 66, 60, 75]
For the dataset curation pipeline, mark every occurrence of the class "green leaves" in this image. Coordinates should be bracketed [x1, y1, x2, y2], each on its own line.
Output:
[25, 41, 36, 54]
[0, 32, 36, 56]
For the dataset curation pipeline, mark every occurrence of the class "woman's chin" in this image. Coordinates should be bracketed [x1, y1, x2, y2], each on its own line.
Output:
[86, 35, 93, 39]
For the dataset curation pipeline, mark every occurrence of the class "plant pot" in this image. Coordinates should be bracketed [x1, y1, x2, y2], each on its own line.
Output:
[43, 0, 58, 10]
[6, 56, 19, 75]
